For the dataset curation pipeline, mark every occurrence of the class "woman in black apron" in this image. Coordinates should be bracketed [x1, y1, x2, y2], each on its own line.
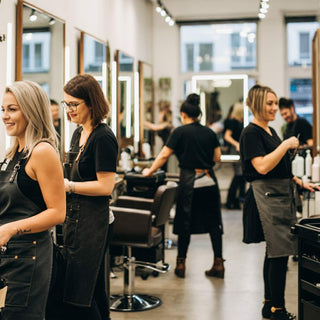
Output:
[59, 74, 118, 320]
[143, 94, 224, 279]
[0, 81, 66, 320]
[240, 84, 319, 320]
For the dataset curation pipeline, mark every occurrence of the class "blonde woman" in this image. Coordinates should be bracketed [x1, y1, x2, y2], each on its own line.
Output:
[0, 81, 66, 320]
[240, 84, 318, 320]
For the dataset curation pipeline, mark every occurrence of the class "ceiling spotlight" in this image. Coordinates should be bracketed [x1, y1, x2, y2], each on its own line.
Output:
[29, 9, 37, 22]
[169, 20, 175, 26]
[260, 7, 268, 14]
[160, 9, 167, 17]
[49, 18, 56, 25]
[261, 2, 269, 9]
[155, 5, 161, 13]
[165, 16, 171, 23]
[258, 12, 266, 19]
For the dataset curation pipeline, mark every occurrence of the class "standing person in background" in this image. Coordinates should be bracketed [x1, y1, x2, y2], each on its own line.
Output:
[143, 93, 224, 279]
[224, 102, 246, 209]
[0, 81, 66, 320]
[279, 97, 313, 146]
[50, 99, 61, 137]
[240, 84, 319, 320]
[56, 74, 118, 320]
[144, 101, 173, 171]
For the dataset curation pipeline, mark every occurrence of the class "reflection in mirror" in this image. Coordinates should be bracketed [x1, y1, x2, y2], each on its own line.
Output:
[115, 50, 134, 149]
[191, 74, 248, 160]
[17, 1, 65, 156]
[139, 61, 154, 157]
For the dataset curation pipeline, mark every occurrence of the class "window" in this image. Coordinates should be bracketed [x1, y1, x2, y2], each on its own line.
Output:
[199, 43, 213, 71]
[22, 31, 50, 73]
[287, 21, 318, 66]
[289, 78, 312, 124]
[180, 22, 257, 72]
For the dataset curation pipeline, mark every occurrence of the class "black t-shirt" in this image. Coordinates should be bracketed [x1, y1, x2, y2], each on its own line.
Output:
[70, 123, 118, 181]
[240, 123, 292, 182]
[166, 122, 220, 169]
[283, 116, 312, 145]
[225, 118, 243, 142]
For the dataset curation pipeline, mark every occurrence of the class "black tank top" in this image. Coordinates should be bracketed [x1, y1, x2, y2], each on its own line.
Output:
[7, 151, 46, 211]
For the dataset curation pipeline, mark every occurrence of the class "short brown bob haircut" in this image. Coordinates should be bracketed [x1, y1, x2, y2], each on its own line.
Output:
[64, 74, 110, 127]
[246, 84, 277, 120]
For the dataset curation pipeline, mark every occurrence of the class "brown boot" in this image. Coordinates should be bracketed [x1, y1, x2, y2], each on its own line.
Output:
[205, 257, 225, 278]
[174, 257, 186, 278]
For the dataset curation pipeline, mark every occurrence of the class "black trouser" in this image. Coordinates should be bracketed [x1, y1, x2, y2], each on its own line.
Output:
[263, 253, 289, 308]
[226, 174, 246, 206]
[177, 230, 222, 259]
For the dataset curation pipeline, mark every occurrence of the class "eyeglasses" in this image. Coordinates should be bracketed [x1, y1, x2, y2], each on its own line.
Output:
[61, 100, 85, 111]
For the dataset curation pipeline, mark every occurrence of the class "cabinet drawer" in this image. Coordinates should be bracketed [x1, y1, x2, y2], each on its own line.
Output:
[302, 299, 320, 319]
[302, 256, 320, 274]
[301, 280, 320, 296]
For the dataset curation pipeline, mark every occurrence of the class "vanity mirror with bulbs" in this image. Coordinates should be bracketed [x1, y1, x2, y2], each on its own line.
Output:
[16, 0, 65, 155]
[115, 50, 135, 150]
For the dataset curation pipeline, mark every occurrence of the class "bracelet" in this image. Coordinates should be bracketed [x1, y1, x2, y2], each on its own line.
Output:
[68, 181, 74, 194]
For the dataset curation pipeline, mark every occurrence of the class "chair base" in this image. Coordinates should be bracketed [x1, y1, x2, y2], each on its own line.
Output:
[110, 294, 162, 312]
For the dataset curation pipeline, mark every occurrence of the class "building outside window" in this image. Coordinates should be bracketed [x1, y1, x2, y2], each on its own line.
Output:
[286, 19, 319, 124]
[180, 22, 257, 73]
[22, 31, 50, 73]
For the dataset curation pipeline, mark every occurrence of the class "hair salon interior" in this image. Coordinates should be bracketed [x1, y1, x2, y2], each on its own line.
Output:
[1, 0, 320, 319]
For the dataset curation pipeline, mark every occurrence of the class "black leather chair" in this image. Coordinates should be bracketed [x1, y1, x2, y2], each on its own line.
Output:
[110, 182, 178, 312]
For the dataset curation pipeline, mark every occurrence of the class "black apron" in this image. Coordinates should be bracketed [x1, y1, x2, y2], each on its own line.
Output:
[0, 156, 52, 320]
[251, 178, 298, 258]
[173, 168, 223, 235]
[62, 150, 109, 307]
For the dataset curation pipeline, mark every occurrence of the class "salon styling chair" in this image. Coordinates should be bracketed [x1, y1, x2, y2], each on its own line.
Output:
[110, 182, 178, 312]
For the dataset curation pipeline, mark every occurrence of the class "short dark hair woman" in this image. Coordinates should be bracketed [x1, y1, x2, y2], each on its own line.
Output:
[240, 84, 319, 320]
[50, 74, 118, 320]
[143, 93, 224, 279]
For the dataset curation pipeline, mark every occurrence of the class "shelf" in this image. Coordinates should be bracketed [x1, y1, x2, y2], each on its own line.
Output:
[301, 279, 320, 296]
[302, 256, 320, 274]
[301, 299, 320, 318]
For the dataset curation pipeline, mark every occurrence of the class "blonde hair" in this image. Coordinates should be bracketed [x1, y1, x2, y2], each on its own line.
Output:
[246, 84, 277, 120]
[5, 81, 58, 159]
[231, 102, 244, 121]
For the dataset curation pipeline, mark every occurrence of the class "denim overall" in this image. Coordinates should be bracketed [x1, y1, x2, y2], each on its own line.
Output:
[0, 156, 52, 320]
[63, 151, 109, 307]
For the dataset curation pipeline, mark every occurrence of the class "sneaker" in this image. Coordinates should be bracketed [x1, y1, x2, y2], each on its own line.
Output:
[262, 300, 271, 319]
[270, 308, 296, 320]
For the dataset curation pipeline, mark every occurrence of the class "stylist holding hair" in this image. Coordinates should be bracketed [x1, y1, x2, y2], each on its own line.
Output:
[240, 84, 319, 320]
[0, 81, 66, 320]
[143, 94, 224, 279]
[60, 74, 118, 320]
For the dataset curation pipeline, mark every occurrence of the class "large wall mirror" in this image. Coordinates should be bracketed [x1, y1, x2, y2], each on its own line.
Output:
[191, 74, 248, 160]
[139, 61, 154, 157]
[115, 50, 134, 150]
[16, 0, 65, 155]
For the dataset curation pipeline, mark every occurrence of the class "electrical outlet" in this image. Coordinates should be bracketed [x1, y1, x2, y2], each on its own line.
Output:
[0, 34, 6, 42]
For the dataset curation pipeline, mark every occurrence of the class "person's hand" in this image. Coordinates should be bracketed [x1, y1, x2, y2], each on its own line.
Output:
[142, 168, 152, 176]
[283, 136, 299, 150]
[302, 182, 320, 192]
[235, 142, 240, 153]
[0, 224, 14, 248]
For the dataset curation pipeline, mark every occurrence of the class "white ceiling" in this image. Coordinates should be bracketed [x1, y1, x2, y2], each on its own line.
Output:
[158, 0, 320, 21]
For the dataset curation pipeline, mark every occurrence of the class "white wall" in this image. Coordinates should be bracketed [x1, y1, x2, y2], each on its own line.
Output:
[0, 0, 153, 159]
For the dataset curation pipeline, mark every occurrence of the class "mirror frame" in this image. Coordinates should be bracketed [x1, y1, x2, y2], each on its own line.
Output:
[191, 74, 248, 162]
[16, 0, 66, 81]
[114, 49, 135, 149]
[16, 0, 66, 158]
[138, 61, 154, 157]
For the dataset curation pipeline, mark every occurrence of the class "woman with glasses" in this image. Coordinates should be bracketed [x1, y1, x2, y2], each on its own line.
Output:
[240, 84, 318, 320]
[0, 81, 65, 320]
[54, 74, 118, 320]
